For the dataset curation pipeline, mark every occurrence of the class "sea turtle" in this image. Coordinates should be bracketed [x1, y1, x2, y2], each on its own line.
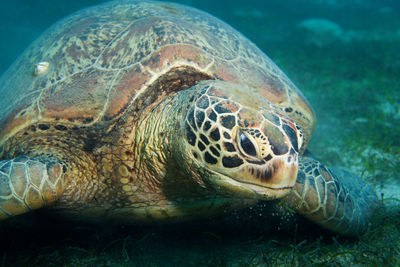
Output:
[0, 0, 377, 236]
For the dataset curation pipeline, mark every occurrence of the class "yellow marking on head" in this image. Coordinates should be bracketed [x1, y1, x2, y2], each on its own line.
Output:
[122, 185, 132, 192]
[118, 165, 129, 177]
[120, 178, 129, 184]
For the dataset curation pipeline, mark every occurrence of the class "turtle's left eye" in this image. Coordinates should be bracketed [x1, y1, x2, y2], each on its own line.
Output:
[239, 132, 257, 157]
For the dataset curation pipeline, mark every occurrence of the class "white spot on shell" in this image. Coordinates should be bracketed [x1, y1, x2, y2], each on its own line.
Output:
[34, 61, 50, 76]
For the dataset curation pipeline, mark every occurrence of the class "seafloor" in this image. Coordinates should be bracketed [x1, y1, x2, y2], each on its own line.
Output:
[0, 0, 399, 266]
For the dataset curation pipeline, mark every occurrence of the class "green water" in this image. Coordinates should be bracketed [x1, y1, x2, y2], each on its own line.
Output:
[0, 0, 399, 265]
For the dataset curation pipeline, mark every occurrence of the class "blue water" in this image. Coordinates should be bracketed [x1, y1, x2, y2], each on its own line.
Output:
[0, 0, 399, 265]
[1, 0, 398, 77]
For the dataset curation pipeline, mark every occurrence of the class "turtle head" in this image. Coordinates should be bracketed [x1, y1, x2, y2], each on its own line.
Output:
[178, 80, 303, 199]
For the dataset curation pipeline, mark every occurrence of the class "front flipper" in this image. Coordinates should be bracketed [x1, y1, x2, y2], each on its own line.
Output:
[285, 156, 379, 236]
[0, 157, 65, 220]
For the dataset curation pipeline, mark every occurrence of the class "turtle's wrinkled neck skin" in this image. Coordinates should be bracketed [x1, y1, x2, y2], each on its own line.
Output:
[132, 83, 213, 201]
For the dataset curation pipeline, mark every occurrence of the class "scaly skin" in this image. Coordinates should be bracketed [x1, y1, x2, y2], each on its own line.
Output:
[0, 157, 65, 219]
[176, 81, 302, 198]
[286, 157, 378, 236]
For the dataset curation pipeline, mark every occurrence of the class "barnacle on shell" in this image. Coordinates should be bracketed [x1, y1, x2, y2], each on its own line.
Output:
[34, 61, 50, 76]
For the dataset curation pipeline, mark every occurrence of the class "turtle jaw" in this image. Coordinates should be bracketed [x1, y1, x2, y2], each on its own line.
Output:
[206, 165, 296, 199]
[186, 148, 299, 199]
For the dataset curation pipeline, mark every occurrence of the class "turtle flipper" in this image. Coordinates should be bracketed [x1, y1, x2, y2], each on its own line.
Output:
[285, 156, 378, 236]
[0, 157, 65, 220]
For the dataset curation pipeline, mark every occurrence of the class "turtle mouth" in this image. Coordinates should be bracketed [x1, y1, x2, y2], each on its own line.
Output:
[207, 169, 294, 199]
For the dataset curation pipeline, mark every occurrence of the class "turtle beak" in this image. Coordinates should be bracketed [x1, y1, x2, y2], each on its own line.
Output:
[230, 148, 299, 196]
[205, 158, 298, 199]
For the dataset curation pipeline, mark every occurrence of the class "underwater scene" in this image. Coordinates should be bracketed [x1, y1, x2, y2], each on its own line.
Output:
[0, 0, 399, 265]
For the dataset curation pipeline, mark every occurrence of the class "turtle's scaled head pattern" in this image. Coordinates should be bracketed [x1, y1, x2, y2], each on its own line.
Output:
[180, 80, 303, 199]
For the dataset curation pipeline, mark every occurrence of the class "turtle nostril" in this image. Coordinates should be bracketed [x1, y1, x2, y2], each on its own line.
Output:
[239, 133, 257, 157]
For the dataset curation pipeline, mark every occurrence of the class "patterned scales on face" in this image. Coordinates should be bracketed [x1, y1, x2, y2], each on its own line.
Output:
[184, 82, 302, 185]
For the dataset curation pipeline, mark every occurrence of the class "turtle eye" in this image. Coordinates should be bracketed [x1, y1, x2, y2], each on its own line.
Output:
[239, 132, 257, 157]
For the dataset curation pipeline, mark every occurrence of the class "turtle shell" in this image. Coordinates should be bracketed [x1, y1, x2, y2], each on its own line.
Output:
[0, 0, 315, 150]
